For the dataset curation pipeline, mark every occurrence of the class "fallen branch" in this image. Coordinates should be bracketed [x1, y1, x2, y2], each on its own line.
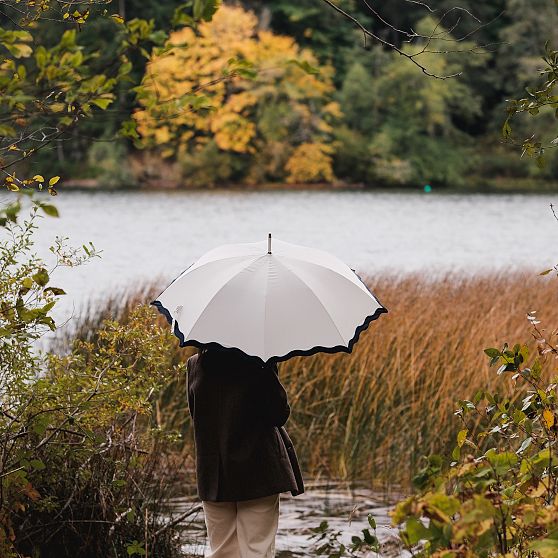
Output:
[152, 505, 203, 539]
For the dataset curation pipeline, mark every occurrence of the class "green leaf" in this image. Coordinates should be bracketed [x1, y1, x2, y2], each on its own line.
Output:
[367, 514, 376, 529]
[39, 300, 56, 314]
[485, 448, 518, 474]
[119, 119, 140, 140]
[29, 459, 45, 471]
[289, 59, 320, 75]
[530, 538, 558, 558]
[5, 42, 33, 59]
[44, 287, 66, 296]
[32, 268, 49, 287]
[405, 517, 431, 545]
[362, 528, 377, 545]
[126, 540, 146, 556]
[0, 326, 12, 337]
[40, 204, 59, 217]
[35, 46, 47, 68]
[31, 415, 49, 436]
[91, 97, 113, 110]
[423, 492, 460, 519]
[457, 429, 468, 447]
[502, 118, 512, 139]
[193, 0, 221, 21]
[484, 348, 500, 358]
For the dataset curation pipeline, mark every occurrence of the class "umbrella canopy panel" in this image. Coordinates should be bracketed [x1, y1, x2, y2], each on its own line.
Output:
[152, 238, 387, 363]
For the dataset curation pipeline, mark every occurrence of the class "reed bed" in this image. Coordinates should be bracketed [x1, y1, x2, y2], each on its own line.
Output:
[53, 272, 558, 489]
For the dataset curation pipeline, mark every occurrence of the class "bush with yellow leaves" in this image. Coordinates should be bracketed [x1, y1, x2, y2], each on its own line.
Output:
[393, 337, 558, 558]
[285, 143, 335, 184]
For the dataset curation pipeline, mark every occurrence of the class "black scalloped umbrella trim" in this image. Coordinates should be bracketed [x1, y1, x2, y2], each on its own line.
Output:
[150, 283, 388, 365]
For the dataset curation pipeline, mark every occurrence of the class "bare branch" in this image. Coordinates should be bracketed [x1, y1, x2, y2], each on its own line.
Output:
[319, 0, 495, 79]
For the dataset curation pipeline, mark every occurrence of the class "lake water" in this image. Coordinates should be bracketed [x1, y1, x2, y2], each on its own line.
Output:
[166, 482, 407, 557]
[17, 188, 558, 331]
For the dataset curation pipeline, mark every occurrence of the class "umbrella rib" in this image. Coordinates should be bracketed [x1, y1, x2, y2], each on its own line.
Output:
[184, 253, 260, 276]
[279, 253, 364, 290]
[273, 258, 347, 347]
[263, 257, 272, 360]
[157, 254, 260, 304]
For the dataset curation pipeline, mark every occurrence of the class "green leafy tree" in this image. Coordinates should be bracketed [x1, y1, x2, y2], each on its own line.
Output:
[0, 0, 221, 191]
[250, 1, 377, 85]
[0, 2, 219, 554]
[333, 18, 483, 187]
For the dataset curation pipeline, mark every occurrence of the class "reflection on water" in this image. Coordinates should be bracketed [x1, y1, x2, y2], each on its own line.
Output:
[22, 189, 558, 333]
[166, 481, 407, 557]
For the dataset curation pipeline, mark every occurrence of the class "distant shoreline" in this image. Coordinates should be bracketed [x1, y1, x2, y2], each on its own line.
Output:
[60, 178, 364, 191]
[58, 177, 558, 194]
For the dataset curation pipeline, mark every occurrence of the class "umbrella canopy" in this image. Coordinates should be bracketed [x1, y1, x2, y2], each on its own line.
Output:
[151, 236, 387, 363]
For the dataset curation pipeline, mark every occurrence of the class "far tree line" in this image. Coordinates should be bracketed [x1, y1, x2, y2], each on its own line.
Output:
[2, 0, 558, 190]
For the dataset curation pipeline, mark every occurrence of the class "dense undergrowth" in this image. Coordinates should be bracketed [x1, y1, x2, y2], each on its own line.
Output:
[0, 200, 195, 558]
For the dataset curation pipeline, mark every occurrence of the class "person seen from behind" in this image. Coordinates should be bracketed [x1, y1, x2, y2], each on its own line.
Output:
[187, 346, 304, 558]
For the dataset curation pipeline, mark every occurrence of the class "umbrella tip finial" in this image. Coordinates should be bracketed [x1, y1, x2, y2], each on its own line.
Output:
[268, 233, 272, 254]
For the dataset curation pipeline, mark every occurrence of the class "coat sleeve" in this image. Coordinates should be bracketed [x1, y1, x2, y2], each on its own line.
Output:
[260, 363, 290, 427]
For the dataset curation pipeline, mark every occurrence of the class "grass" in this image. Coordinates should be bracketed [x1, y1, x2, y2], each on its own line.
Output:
[53, 271, 558, 490]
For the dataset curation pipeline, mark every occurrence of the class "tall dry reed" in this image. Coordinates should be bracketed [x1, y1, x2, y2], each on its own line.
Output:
[53, 272, 558, 488]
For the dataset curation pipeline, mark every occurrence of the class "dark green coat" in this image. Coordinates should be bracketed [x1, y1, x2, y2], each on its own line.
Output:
[187, 351, 304, 502]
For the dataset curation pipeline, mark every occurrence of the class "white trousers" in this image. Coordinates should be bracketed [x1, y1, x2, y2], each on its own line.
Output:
[202, 494, 280, 558]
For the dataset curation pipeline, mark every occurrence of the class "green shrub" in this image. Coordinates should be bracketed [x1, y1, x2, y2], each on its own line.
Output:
[0, 198, 192, 558]
[392, 332, 558, 557]
[178, 140, 245, 187]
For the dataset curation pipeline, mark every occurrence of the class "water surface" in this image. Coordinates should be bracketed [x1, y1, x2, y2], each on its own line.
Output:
[167, 482, 406, 557]
[22, 189, 558, 330]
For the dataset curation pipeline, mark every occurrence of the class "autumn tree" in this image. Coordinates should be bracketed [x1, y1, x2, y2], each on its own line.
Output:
[134, 4, 340, 186]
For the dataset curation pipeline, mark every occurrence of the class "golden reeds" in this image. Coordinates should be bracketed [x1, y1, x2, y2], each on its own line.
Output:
[281, 272, 558, 487]
[55, 272, 558, 488]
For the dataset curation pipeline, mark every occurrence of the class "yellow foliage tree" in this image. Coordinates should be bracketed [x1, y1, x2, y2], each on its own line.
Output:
[133, 4, 340, 185]
[285, 143, 335, 184]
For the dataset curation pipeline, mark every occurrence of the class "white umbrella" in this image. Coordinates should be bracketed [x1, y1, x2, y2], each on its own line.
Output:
[151, 235, 387, 363]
